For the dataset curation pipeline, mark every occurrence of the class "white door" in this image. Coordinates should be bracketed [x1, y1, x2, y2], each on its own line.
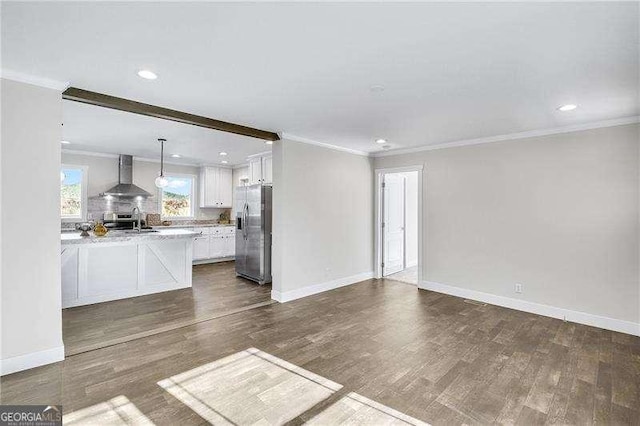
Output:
[383, 174, 405, 276]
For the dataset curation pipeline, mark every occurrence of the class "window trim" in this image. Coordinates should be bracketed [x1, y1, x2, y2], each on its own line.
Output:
[158, 173, 197, 220]
[60, 164, 88, 222]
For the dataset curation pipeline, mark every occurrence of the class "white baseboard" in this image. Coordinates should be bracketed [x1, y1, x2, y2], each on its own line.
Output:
[1, 345, 65, 376]
[192, 256, 235, 265]
[420, 281, 640, 337]
[272, 271, 374, 303]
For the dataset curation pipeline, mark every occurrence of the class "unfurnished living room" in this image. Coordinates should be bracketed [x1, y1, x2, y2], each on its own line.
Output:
[1, 2, 639, 425]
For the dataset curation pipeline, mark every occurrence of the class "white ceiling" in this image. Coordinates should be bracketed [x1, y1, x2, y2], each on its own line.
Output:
[3, 2, 639, 155]
[62, 100, 270, 166]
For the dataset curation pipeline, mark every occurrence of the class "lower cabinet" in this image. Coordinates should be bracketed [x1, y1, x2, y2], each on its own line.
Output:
[193, 236, 210, 260]
[209, 235, 225, 258]
[192, 226, 235, 262]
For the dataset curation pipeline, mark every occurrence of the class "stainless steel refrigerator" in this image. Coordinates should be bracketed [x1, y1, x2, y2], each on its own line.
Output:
[235, 184, 272, 284]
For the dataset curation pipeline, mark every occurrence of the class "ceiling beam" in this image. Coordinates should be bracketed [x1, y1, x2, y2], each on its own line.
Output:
[62, 87, 280, 141]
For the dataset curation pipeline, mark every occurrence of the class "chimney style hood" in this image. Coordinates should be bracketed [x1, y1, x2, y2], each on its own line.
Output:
[101, 155, 153, 198]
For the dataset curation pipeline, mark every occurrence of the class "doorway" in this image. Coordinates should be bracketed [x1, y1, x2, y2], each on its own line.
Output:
[375, 166, 423, 285]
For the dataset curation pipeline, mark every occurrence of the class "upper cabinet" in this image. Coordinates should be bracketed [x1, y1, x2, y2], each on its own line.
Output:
[262, 155, 272, 184]
[200, 166, 232, 208]
[248, 154, 272, 185]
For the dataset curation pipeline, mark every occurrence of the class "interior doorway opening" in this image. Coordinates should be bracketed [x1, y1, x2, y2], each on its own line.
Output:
[375, 166, 423, 286]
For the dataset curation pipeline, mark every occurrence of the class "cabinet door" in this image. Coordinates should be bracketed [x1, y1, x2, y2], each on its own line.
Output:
[193, 236, 209, 260]
[261, 156, 272, 184]
[200, 167, 219, 207]
[218, 168, 233, 208]
[209, 235, 225, 258]
[224, 235, 236, 257]
[249, 158, 262, 185]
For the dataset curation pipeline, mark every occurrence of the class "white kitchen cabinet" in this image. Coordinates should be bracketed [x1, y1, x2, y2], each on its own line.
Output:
[193, 235, 210, 260]
[223, 234, 236, 257]
[209, 235, 225, 258]
[190, 226, 235, 263]
[200, 166, 233, 208]
[248, 155, 272, 185]
[62, 235, 194, 308]
[261, 155, 272, 184]
[249, 157, 262, 185]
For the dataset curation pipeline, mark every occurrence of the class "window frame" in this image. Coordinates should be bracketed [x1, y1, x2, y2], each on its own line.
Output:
[158, 173, 197, 220]
[60, 164, 89, 222]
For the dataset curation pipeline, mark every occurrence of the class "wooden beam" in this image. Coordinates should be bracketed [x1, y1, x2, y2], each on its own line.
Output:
[62, 87, 280, 141]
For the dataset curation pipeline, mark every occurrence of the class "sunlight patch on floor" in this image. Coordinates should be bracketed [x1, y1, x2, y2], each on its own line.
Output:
[308, 392, 430, 426]
[64, 395, 153, 425]
[158, 348, 342, 425]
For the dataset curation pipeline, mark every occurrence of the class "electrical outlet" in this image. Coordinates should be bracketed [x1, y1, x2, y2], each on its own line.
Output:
[515, 283, 523, 294]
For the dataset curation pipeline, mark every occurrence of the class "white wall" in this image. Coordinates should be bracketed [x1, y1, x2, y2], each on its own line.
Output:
[404, 171, 418, 268]
[374, 124, 640, 334]
[272, 139, 374, 301]
[61, 152, 228, 220]
[1, 79, 64, 374]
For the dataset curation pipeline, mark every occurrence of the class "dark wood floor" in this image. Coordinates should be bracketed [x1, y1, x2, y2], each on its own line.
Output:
[2, 273, 639, 425]
[63, 261, 273, 355]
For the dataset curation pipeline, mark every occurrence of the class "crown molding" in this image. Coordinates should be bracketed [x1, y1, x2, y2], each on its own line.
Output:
[246, 150, 272, 159]
[61, 148, 230, 168]
[0, 69, 69, 91]
[373, 116, 640, 157]
[62, 149, 119, 159]
[281, 133, 370, 157]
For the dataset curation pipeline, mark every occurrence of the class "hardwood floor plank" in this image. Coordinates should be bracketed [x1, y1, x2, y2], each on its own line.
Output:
[62, 262, 273, 355]
[1, 271, 638, 425]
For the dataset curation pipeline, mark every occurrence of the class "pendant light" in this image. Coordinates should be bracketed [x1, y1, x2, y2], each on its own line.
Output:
[155, 138, 169, 188]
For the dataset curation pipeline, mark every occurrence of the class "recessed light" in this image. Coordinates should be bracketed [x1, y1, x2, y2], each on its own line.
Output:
[221, 160, 228, 164]
[370, 85, 385, 93]
[137, 69, 157, 80]
[558, 104, 577, 112]
[219, 152, 228, 156]
[61, 140, 70, 145]
[171, 154, 181, 158]
[265, 141, 273, 145]
[375, 139, 387, 144]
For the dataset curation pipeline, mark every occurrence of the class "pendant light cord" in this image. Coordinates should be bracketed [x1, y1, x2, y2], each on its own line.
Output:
[159, 138, 166, 177]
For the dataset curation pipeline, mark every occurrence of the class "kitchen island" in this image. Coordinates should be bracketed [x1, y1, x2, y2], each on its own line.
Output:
[61, 229, 198, 308]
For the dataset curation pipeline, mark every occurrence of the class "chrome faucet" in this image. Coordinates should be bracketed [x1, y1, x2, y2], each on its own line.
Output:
[132, 207, 141, 232]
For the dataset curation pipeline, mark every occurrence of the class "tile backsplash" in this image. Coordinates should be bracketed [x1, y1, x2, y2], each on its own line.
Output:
[62, 196, 230, 229]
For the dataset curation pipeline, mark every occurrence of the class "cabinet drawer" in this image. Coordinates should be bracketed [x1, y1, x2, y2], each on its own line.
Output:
[210, 227, 224, 235]
[224, 227, 236, 235]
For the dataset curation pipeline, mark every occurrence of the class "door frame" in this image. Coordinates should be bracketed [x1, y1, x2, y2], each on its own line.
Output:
[374, 165, 424, 284]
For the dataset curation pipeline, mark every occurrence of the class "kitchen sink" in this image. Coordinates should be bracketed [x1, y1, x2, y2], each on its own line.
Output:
[122, 229, 159, 234]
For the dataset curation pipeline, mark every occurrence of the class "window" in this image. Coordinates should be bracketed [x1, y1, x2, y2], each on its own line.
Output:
[160, 174, 196, 219]
[60, 165, 88, 221]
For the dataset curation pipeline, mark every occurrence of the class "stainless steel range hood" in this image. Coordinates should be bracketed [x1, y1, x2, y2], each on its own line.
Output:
[101, 155, 152, 198]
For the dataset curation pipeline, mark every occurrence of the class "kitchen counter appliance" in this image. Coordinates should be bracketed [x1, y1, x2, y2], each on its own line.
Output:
[103, 212, 149, 230]
[235, 184, 272, 284]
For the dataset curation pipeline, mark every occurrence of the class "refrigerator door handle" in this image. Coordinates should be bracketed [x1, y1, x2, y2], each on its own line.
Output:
[243, 203, 249, 240]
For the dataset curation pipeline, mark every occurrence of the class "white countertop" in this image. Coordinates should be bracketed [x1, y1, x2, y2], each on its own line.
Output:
[61, 228, 199, 245]
[152, 223, 234, 229]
